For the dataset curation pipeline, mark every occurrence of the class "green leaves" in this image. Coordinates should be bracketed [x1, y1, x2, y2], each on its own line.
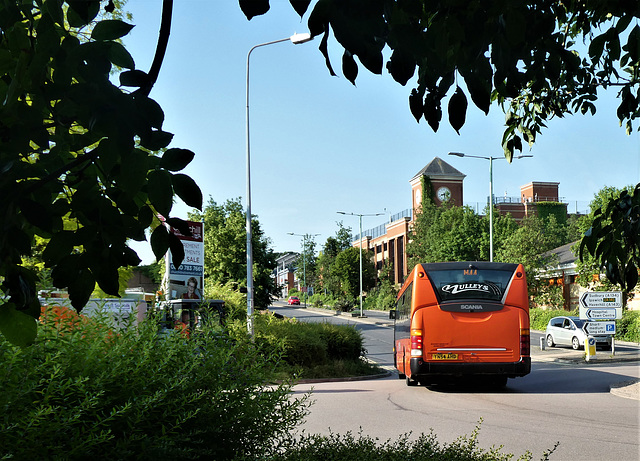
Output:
[91, 20, 135, 41]
[161, 148, 195, 171]
[448, 86, 467, 135]
[150, 224, 185, 268]
[151, 225, 171, 262]
[239, 0, 270, 20]
[387, 49, 416, 86]
[172, 174, 203, 210]
[424, 92, 443, 132]
[0, 1, 201, 345]
[580, 186, 640, 292]
[148, 170, 173, 218]
[0, 303, 37, 347]
[342, 50, 358, 85]
[290, 0, 312, 18]
[245, 0, 640, 175]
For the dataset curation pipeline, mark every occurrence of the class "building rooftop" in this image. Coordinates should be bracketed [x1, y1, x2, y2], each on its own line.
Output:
[410, 156, 466, 182]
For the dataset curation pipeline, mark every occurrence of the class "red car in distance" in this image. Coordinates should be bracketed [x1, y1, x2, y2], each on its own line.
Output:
[287, 296, 300, 305]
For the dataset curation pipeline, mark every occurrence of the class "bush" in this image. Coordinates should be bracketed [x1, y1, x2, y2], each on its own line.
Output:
[616, 310, 640, 342]
[317, 322, 363, 361]
[0, 307, 310, 460]
[363, 279, 399, 311]
[532, 285, 565, 310]
[245, 313, 370, 377]
[333, 297, 355, 312]
[250, 314, 329, 367]
[257, 421, 557, 461]
[204, 281, 246, 321]
[529, 308, 566, 331]
[309, 293, 334, 309]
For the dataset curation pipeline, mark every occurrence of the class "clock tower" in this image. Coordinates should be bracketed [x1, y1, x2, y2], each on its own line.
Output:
[410, 157, 465, 212]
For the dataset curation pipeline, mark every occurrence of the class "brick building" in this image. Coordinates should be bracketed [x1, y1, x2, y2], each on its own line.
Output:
[354, 157, 566, 285]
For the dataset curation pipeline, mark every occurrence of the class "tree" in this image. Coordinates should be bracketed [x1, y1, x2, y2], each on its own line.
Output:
[331, 247, 376, 302]
[242, 0, 639, 159]
[494, 215, 561, 293]
[292, 234, 319, 296]
[579, 184, 639, 299]
[407, 202, 487, 266]
[316, 222, 353, 295]
[243, 1, 639, 306]
[0, 1, 201, 346]
[190, 198, 278, 309]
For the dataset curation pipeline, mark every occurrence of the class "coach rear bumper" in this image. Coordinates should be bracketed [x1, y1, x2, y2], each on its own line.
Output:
[410, 356, 531, 378]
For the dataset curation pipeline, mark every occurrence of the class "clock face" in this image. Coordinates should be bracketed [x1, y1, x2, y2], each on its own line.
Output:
[437, 186, 451, 202]
[414, 188, 422, 204]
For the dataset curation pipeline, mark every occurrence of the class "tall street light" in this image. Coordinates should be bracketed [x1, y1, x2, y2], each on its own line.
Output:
[246, 33, 313, 337]
[448, 152, 532, 262]
[337, 211, 384, 318]
[288, 232, 320, 308]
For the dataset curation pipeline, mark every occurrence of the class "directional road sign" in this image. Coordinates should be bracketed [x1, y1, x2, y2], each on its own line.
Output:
[583, 321, 616, 336]
[579, 291, 622, 319]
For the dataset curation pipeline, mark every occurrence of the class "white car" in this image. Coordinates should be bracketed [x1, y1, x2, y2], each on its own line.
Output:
[545, 316, 612, 350]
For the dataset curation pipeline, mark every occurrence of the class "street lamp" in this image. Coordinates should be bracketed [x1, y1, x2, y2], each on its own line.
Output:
[337, 211, 384, 317]
[448, 152, 532, 262]
[288, 232, 320, 308]
[246, 33, 313, 337]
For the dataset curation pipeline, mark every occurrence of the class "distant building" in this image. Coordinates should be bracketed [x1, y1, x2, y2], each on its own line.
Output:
[538, 241, 582, 310]
[274, 252, 298, 298]
[353, 157, 568, 285]
[538, 241, 639, 311]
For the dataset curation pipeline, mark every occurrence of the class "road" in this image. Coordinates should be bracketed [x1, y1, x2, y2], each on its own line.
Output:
[269, 302, 640, 460]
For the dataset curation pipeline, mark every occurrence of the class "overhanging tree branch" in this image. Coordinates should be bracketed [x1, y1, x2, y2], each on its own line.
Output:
[135, 0, 173, 97]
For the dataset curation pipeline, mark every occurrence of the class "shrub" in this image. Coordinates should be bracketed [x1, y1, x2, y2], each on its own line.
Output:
[363, 279, 399, 311]
[309, 293, 334, 308]
[317, 322, 364, 361]
[532, 285, 565, 310]
[334, 297, 355, 312]
[249, 314, 329, 367]
[204, 281, 247, 322]
[0, 307, 310, 460]
[245, 313, 366, 370]
[529, 308, 566, 331]
[257, 420, 557, 460]
[616, 310, 640, 342]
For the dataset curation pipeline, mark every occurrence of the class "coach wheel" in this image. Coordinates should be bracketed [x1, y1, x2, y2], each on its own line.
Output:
[546, 334, 555, 348]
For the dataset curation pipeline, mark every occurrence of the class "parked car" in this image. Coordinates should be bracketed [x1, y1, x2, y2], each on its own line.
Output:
[545, 316, 612, 350]
[287, 296, 300, 305]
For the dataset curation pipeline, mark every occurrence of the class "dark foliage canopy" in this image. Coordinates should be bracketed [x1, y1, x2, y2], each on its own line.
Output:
[241, 0, 639, 159]
[241, 0, 640, 297]
[0, 1, 201, 345]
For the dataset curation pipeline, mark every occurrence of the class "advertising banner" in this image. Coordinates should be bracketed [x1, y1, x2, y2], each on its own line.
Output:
[165, 220, 205, 300]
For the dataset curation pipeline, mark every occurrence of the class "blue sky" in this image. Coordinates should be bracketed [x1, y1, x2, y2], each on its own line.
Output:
[123, 1, 640, 264]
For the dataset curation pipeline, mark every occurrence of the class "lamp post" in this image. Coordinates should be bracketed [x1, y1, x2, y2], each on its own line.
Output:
[337, 211, 384, 317]
[246, 33, 313, 337]
[288, 232, 320, 308]
[448, 152, 532, 262]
